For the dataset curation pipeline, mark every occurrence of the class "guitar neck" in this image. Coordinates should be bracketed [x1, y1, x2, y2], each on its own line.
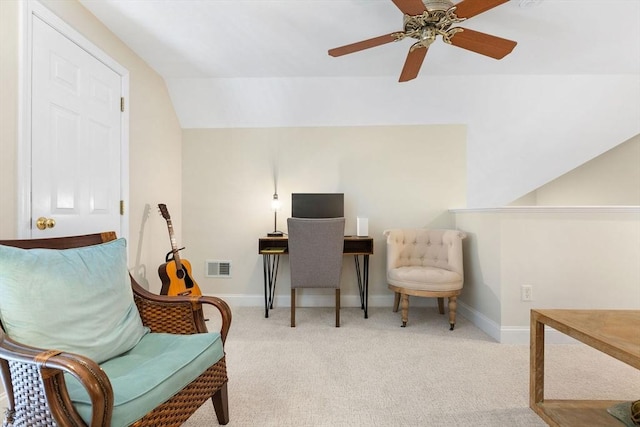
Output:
[166, 219, 183, 270]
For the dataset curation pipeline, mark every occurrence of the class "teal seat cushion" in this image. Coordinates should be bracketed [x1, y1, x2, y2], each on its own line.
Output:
[65, 332, 224, 427]
[0, 238, 148, 364]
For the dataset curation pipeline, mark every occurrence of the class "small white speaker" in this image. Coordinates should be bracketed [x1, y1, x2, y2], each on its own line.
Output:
[357, 217, 369, 237]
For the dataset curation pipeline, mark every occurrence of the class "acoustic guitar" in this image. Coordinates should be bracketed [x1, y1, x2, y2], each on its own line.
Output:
[157, 204, 202, 296]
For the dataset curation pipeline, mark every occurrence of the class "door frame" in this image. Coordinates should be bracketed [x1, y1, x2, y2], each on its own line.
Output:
[17, 0, 130, 240]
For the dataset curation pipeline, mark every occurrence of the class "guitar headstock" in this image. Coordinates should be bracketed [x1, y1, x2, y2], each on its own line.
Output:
[158, 203, 171, 220]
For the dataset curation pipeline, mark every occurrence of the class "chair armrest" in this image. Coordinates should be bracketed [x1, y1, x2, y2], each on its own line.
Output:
[442, 230, 467, 277]
[130, 277, 232, 343]
[383, 229, 405, 271]
[0, 329, 113, 427]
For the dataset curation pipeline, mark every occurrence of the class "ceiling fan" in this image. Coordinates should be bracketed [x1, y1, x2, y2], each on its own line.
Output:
[328, 0, 517, 82]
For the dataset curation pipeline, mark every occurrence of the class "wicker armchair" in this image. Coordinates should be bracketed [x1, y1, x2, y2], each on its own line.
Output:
[0, 232, 231, 426]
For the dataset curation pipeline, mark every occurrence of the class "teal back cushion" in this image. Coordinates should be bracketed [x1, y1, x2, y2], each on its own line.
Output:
[0, 238, 149, 363]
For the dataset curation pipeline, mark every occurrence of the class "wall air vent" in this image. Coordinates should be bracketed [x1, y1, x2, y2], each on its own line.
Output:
[205, 260, 231, 278]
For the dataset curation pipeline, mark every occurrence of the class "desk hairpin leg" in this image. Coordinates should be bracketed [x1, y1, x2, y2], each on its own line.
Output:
[262, 253, 280, 318]
[353, 254, 369, 319]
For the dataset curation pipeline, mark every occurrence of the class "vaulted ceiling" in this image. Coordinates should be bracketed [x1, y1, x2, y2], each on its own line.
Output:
[78, 0, 639, 80]
[76, 0, 640, 207]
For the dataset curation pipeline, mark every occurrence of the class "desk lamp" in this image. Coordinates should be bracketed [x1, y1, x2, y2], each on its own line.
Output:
[268, 192, 283, 237]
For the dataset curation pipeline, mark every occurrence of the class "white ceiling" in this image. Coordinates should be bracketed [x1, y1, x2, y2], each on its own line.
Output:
[78, 0, 640, 81]
[74, 0, 640, 207]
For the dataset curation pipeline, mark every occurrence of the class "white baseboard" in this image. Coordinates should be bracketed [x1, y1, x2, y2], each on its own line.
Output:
[217, 293, 438, 309]
[457, 301, 579, 344]
[219, 294, 581, 344]
[456, 301, 502, 342]
[499, 325, 579, 345]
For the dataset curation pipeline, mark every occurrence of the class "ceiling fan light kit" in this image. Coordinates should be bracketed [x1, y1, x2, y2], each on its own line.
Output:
[328, 0, 517, 82]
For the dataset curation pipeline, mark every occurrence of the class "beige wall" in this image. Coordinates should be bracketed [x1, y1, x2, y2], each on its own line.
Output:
[511, 134, 640, 206]
[454, 212, 503, 324]
[0, 0, 182, 291]
[182, 125, 466, 306]
[454, 135, 640, 342]
[535, 134, 640, 205]
[454, 207, 640, 342]
[0, 1, 20, 236]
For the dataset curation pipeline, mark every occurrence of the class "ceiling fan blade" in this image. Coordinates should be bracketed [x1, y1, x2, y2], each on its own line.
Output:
[328, 33, 399, 57]
[453, 0, 510, 19]
[449, 28, 516, 59]
[391, 0, 427, 16]
[399, 45, 428, 82]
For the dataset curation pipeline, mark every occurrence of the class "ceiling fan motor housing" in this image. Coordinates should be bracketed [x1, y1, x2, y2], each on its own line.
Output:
[423, 0, 454, 13]
[403, 0, 460, 45]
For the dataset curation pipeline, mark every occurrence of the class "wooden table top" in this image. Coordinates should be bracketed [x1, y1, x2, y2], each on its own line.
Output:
[532, 309, 640, 369]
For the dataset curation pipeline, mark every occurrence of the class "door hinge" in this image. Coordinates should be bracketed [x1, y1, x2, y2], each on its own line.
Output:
[120, 97, 125, 112]
[120, 200, 124, 215]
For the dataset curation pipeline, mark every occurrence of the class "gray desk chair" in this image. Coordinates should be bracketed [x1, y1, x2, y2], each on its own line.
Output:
[287, 217, 345, 327]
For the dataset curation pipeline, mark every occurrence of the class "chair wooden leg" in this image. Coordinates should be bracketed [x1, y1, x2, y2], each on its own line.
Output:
[448, 296, 457, 330]
[392, 291, 400, 312]
[437, 297, 445, 315]
[336, 288, 340, 327]
[400, 293, 409, 327]
[212, 382, 229, 425]
[291, 289, 296, 327]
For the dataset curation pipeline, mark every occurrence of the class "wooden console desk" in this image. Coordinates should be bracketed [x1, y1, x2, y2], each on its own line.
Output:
[258, 236, 374, 319]
[530, 309, 640, 426]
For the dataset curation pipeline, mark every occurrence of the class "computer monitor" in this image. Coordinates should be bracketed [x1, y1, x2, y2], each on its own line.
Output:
[291, 193, 344, 218]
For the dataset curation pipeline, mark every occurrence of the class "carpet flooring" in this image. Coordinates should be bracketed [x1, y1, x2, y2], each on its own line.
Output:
[185, 306, 640, 426]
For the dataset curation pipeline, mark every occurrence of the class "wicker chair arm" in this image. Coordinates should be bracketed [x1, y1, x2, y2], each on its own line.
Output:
[131, 278, 232, 343]
[0, 330, 113, 427]
[196, 294, 232, 343]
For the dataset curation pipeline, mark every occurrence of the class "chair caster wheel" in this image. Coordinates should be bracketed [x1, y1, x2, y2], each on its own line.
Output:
[450, 323, 455, 331]
[401, 322, 407, 327]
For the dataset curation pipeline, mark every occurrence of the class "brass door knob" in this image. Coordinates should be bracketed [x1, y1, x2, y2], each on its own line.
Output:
[36, 217, 56, 230]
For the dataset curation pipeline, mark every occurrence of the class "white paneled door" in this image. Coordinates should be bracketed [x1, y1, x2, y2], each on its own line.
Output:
[30, 15, 123, 238]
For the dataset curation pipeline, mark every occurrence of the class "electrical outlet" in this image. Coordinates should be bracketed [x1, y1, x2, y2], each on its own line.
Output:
[521, 285, 533, 301]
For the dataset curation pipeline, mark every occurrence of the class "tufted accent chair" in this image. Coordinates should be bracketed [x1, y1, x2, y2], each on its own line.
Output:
[384, 228, 467, 330]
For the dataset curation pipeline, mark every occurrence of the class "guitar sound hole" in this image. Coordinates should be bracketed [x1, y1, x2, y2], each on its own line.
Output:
[177, 269, 185, 280]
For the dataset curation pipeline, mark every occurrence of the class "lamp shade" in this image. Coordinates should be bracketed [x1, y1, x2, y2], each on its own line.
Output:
[271, 193, 282, 211]
[268, 193, 283, 237]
